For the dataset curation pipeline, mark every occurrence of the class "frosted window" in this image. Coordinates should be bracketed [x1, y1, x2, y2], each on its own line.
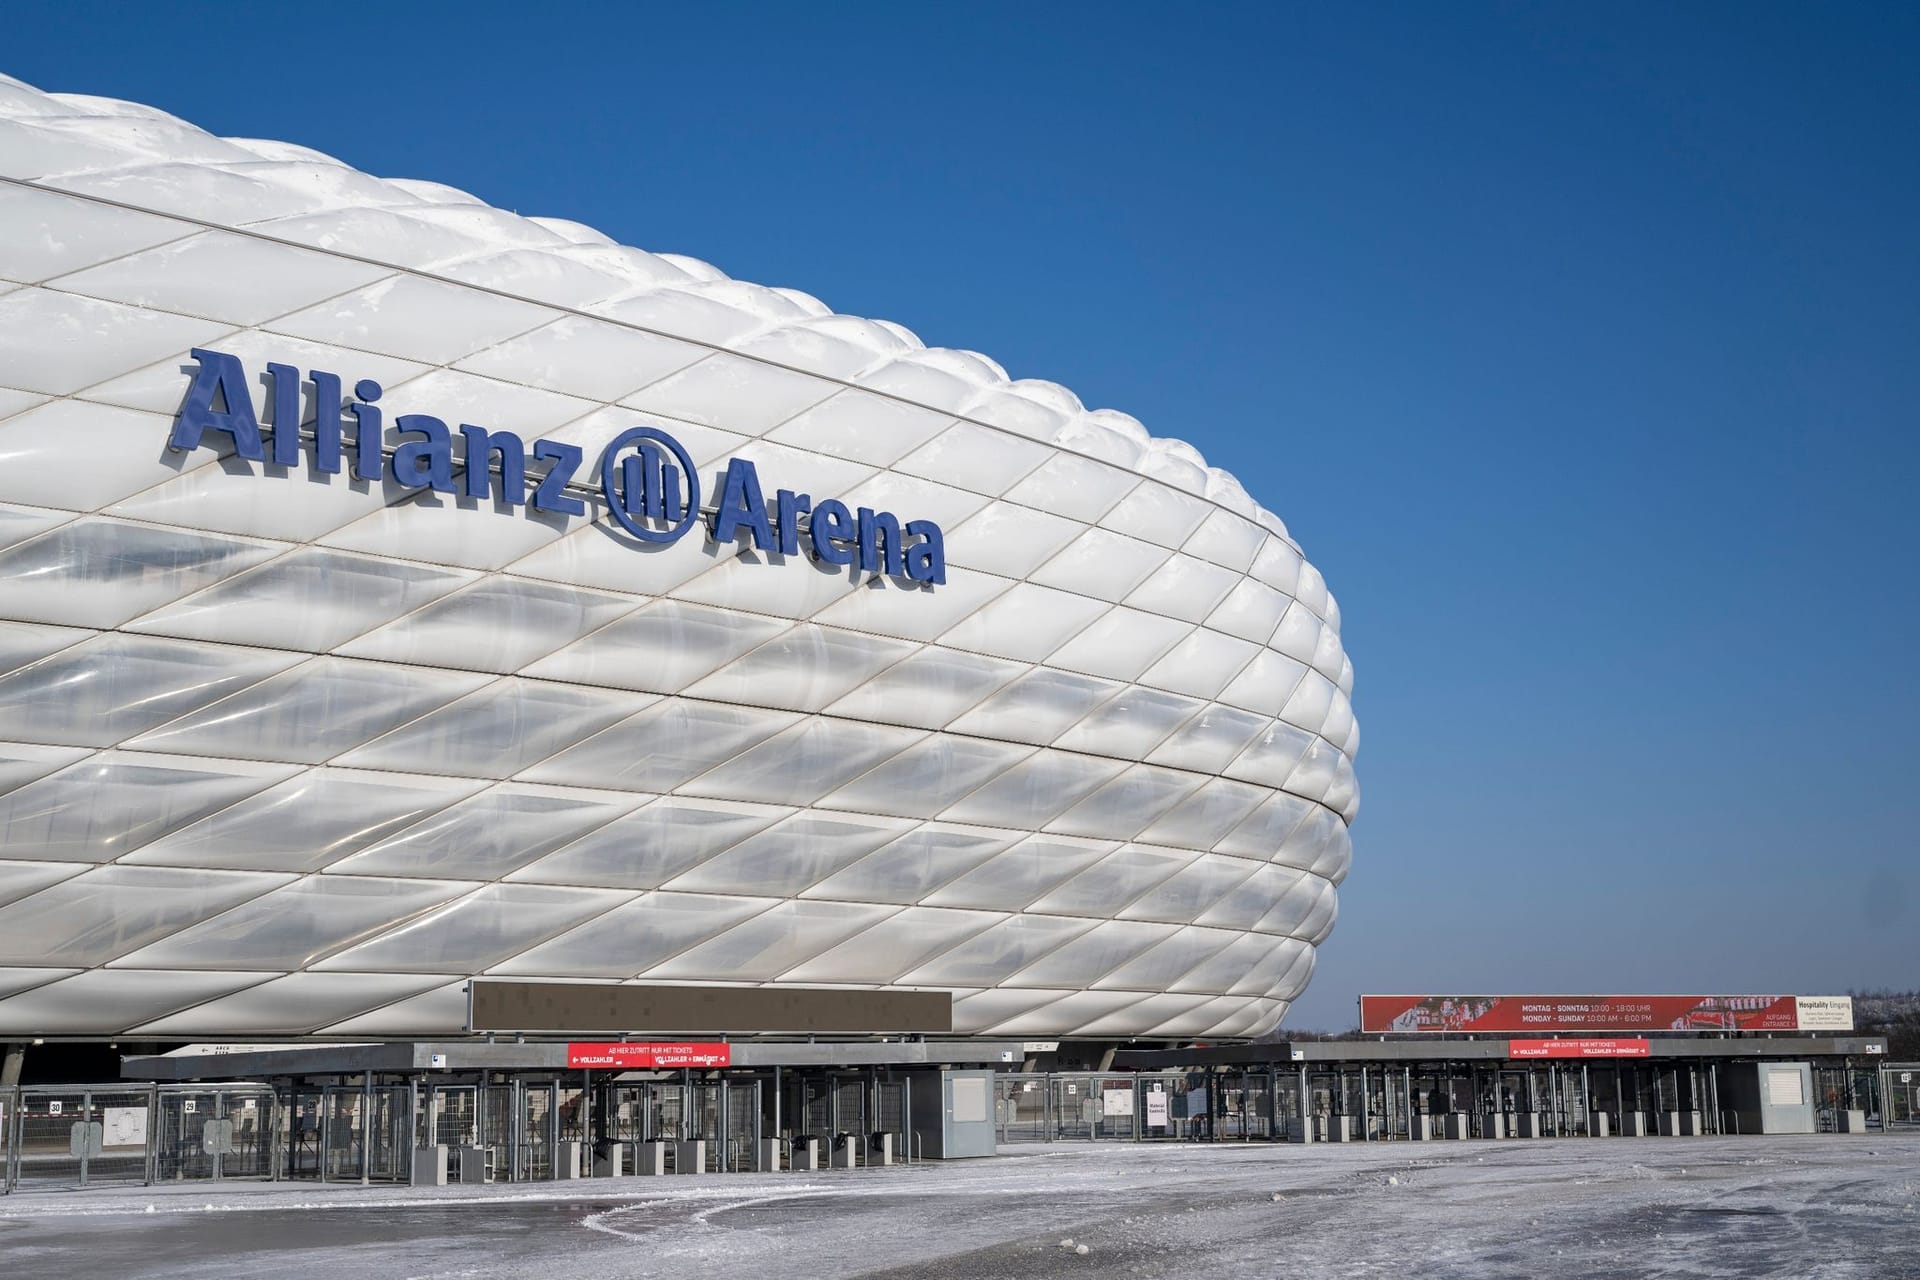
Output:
[0, 619, 89, 677]
[516, 699, 799, 793]
[1051, 687, 1203, 760]
[1168, 933, 1285, 994]
[1194, 864, 1304, 932]
[644, 900, 897, 981]
[489, 892, 776, 978]
[1043, 608, 1194, 684]
[824, 646, 1025, 730]
[940, 751, 1127, 828]
[1278, 671, 1337, 736]
[922, 835, 1116, 911]
[1206, 578, 1289, 644]
[130, 658, 489, 764]
[1123, 553, 1242, 624]
[1006, 920, 1176, 988]
[316, 883, 625, 972]
[329, 786, 639, 880]
[128, 548, 474, 651]
[1118, 855, 1264, 924]
[893, 421, 1052, 497]
[1098, 482, 1211, 549]
[1138, 778, 1272, 850]
[1272, 806, 1344, 873]
[1224, 720, 1317, 789]
[1003, 453, 1137, 524]
[1094, 926, 1239, 990]
[0, 753, 291, 862]
[116, 875, 468, 970]
[948, 669, 1121, 746]
[0, 865, 287, 964]
[0, 633, 298, 746]
[1219, 649, 1311, 718]
[0, 519, 281, 628]
[1139, 629, 1259, 700]
[664, 812, 915, 896]
[123, 768, 478, 872]
[1253, 873, 1334, 937]
[1029, 528, 1170, 602]
[339, 576, 643, 674]
[1282, 736, 1343, 804]
[1216, 792, 1319, 859]
[508, 796, 789, 890]
[132, 972, 455, 1037]
[803, 823, 1020, 905]
[340, 679, 640, 778]
[0, 970, 268, 1036]
[1183, 509, 1267, 573]
[899, 914, 1097, 987]
[1047, 766, 1206, 840]
[781, 907, 1004, 983]
[818, 733, 1034, 819]
[943, 502, 1083, 579]
[526, 600, 788, 694]
[936, 583, 1111, 664]
[686, 625, 917, 713]
[1147, 705, 1271, 774]
[682, 718, 925, 806]
[1028, 844, 1198, 917]
[0, 858, 85, 910]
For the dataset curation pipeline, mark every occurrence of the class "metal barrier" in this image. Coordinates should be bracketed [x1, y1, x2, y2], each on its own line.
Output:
[6, 1086, 153, 1191]
[1880, 1065, 1920, 1128]
[153, 1087, 275, 1182]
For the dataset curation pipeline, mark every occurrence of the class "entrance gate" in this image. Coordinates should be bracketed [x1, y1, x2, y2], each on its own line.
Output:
[153, 1087, 275, 1182]
[4, 1087, 153, 1191]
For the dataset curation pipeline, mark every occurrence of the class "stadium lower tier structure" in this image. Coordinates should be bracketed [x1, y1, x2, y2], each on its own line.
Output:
[0, 1034, 1904, 1193]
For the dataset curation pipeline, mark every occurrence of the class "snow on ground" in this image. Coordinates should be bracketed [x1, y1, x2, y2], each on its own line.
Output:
[2, 1135, 1917, 1279]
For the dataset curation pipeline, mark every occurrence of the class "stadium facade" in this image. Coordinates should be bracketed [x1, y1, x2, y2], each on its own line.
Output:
[0, 73, 1357, 1045]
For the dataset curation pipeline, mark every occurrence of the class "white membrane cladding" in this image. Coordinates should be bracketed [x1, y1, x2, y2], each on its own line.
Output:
[0, 72, 1356, 1040]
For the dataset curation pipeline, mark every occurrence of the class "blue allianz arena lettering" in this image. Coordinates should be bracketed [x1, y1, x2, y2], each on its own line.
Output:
[168, 348, 945, 584]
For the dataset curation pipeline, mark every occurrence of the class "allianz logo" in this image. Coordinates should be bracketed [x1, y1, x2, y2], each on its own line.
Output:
[167, 348, 947, 585]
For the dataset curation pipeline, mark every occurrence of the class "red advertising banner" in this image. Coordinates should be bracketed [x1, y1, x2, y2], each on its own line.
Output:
[1509, 1038, 1651, 1059]
[1360, 995, 1853, 1035]
[566, 1042, 732, 1069]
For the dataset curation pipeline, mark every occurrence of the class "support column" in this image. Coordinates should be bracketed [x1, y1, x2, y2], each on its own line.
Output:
[0, 1045, 22, 1089]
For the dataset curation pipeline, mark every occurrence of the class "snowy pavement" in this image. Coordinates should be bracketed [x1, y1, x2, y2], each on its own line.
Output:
[1, 1135, 1916, 1278]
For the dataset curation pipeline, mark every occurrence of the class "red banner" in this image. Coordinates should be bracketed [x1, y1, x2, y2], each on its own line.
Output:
[1359, 995, 1850, 1035]
[1509, 1038, 1651, 1059]
[566, 1042, 732, 1069]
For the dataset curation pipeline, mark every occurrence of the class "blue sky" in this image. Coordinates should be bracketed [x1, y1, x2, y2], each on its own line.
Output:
[10, 2, 1917, 1027]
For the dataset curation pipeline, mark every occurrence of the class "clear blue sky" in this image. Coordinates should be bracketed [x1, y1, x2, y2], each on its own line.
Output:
[10, 1, 1916, 1027]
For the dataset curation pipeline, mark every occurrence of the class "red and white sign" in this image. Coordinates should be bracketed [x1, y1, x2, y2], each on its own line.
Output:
[566, 1042, 732, 1070]
[1359, 994, 1854, 1035]
[1508, 1038, 1651, 1059]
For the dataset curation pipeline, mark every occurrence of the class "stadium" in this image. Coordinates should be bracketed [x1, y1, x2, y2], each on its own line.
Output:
[0, 71, 1357, 1049]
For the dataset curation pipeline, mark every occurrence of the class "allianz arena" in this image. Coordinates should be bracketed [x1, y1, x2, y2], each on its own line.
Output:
[0, 73, 1357, 1044]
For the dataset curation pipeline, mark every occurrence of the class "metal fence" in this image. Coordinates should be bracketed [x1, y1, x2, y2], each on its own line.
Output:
[1881, 1065, 1920, 1128]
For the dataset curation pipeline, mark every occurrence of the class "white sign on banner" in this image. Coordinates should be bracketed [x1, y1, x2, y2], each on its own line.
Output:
[1793, 996, 1856, 1033]
[1146, 1089, 1169, 1128]
[183, 1099, 198, 1114]
[103, 1107, 148, 1148]
[1103, 1089, 1133, 1118]
[48, 1100, 62, 1116]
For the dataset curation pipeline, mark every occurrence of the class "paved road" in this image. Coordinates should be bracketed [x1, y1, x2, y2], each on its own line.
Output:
[2, 1135, 1917, 1278]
